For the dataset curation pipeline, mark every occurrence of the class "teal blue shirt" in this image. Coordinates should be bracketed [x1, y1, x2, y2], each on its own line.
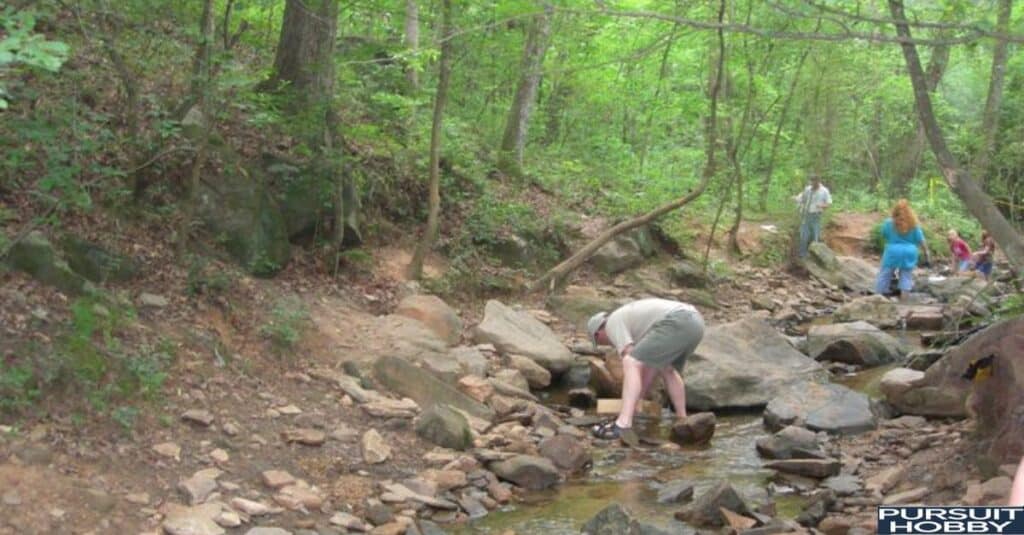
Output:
[880, 218, 925, 269]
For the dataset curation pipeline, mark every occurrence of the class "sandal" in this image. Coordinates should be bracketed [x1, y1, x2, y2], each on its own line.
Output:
[591, 421, 640, 447]
[592, 420, 623, 439]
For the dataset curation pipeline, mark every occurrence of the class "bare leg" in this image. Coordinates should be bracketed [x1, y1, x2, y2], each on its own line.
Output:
[615, 356, 644, 429]
[660, 367, 688, 419]
[638, 363, 659, 399]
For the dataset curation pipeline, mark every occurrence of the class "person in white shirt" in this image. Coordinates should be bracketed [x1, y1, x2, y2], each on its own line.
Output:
[794, 175, 832, 258]
[586, 298, 705, 444]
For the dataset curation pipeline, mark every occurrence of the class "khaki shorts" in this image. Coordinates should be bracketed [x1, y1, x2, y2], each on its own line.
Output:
[631, 309, 705, 369]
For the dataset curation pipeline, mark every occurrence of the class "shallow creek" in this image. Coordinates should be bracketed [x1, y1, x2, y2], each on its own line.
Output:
[454, 327, 921, 534]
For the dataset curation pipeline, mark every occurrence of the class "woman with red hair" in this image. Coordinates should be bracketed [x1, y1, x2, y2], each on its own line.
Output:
[875, 199, 930, 300]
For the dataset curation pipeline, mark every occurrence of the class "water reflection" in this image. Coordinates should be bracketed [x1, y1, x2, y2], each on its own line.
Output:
[454, 413, 777, 534]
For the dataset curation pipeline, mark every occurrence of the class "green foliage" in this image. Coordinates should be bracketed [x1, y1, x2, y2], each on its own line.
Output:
[186, 256, 234, 297]
[994, 291, 1024, 320]
[0, 8, 70, 109]
[868, 222, 884, 254]
[111, 405, 139, 431]
[259, 296, 309, 355]
[0, 292, 176, 419]
[0, 365, 38, 412]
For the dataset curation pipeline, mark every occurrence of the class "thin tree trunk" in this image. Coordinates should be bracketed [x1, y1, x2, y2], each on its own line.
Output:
[178, 0, 215, 259]
[638, 25, 679, 174]
[726, 18, 759, 254]
[757, 40, 811, 211]
[497, 4, 553, 178]
[889, 0, 1024, 271]
[407, 0, 453, 280]
[189, 0, 216, 104]
[405, 0, 420, 91]
[529, 0, 727, 292]
[971, 0, 1012, 187]
[890, 41, 949, 197]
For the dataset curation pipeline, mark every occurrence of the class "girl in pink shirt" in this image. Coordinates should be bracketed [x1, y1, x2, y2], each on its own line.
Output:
[947, 230, 972, 274]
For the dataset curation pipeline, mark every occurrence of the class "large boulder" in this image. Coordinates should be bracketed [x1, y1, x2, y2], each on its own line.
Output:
[675, 481, 752, 528]
[269, 158, 361, 245]
[473, 300, 575, 374]
[832, 295, 900, 328]
[582, 503, 685, 535]
[373, 315, 453, 370]
[764, 381, 877, 435]
[374, 356, 494, 421]
[804, 242, 877, 293]
[892, 317, 1024, 463]
[59, 235, 137, 283]
[395, 294, 463, 346]
[194, 134, 291, 276]
[450, 346, 489, 377]
[670, 412, 716, 445]
[806, 321, 908, 367]
[507, 354, 552, 389]
[920, 275, 989, 303]
[415, 404, 473, 451]
[538, 435, 591, 473]
[589, 228, 655, 275]
[667, 260, 711, 288]
[879, 367, 926, 413]
[489, 455, 560, 490]
[485, 233, 552, 269]
[685, 318, 829, 410]
[5, 231, 91, 294]
[755, 425, 826, 460]
[545, 286, 623, 329]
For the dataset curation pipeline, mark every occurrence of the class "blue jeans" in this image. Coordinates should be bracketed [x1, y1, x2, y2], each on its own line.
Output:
[875, 265, 914, 295]
[799, 212, 822, 257]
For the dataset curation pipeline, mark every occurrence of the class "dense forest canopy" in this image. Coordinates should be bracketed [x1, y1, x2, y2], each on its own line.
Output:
[2, 0, 1023, 281]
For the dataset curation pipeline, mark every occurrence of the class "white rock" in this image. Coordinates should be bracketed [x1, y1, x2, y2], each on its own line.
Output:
[329, 512, 369, 531]
[153, 442, 182, 461]
[230, 497, 270, 516]
[361, 429, 391, 464]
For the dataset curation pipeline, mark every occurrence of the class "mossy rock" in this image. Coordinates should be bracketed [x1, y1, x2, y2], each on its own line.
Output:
[60, 235, 137, 283]
[667, 260, 710, 288]
[5, 232, 91, 295]
[415, 404, 473, 451]
[268, 156, 362, 245]
[186, 116, 291, 277]
[197, 169, 291, 277]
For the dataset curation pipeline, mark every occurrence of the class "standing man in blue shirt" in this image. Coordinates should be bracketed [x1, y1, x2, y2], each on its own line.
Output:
[794, 175, 833, 258]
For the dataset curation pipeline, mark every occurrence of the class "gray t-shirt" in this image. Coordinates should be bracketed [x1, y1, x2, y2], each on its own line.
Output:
[604, 298, 695, 355]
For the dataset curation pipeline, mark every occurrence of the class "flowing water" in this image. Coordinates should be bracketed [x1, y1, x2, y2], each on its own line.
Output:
[454, 412, 803, 534]
[453, 326, 921, 534]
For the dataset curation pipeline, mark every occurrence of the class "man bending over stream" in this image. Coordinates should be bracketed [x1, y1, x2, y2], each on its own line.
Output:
[587, 298, 705, 445]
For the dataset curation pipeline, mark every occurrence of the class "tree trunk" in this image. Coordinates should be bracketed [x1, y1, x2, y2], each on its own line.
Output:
[529, 0, 727, 292]
[889, 41, 949, 197]
[178, 0, 216, 259]
[888, 0, 1024, 271]
[726, 27, 760, 255]
[971, 0, 1012, 188]
[270, 0, 338, 101]
[405, 0, 420, 91]
[757, 42, 811, 211]
[497, 4, 553, 178]
[638, 25, 679, 174]
[407, 0, 453, 280]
